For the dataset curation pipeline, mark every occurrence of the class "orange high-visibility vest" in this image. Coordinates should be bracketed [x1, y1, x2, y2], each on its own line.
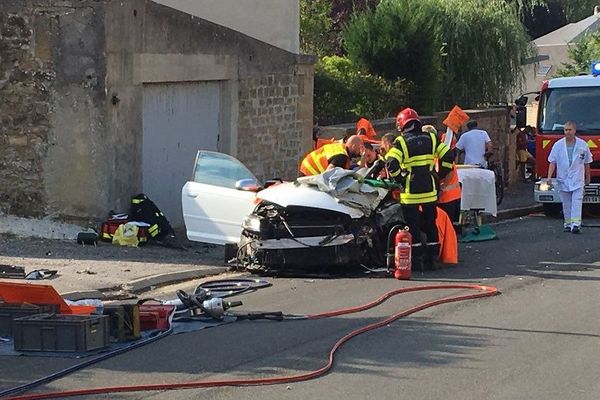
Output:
[436, 207, 458, 265]
[300, 143, 348, 176]
[356, 118, 377, 140]
[314, 137, 337, 150]
[438, 133, 461, 204]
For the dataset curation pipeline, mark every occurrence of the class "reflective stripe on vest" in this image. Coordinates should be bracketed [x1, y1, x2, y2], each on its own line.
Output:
[384, 147, 403, 178]
[395, 132, 442, 205]
[300, 143, 347, 176]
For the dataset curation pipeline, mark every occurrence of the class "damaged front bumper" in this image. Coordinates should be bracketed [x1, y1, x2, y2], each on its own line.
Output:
[238, 231, 363, 272]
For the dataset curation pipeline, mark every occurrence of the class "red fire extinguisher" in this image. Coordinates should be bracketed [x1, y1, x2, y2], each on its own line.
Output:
[394, 227, 412, 280]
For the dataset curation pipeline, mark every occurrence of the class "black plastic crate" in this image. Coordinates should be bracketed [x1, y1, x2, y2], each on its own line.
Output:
[13, 314, 110, 352]
[0, 303, 59, 338]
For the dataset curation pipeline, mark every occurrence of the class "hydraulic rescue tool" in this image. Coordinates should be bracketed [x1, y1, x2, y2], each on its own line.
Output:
[175, 289, 242, 320]
[174, 289, 284, 321]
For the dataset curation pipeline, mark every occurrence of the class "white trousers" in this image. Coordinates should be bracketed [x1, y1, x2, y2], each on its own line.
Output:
[559, 187, 584, 227]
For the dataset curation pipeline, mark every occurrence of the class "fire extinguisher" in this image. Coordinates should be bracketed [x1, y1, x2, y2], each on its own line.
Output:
[387, 226, 412, 280]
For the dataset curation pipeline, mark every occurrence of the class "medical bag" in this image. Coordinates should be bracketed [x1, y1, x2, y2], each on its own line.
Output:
[100, 216, 149, 245]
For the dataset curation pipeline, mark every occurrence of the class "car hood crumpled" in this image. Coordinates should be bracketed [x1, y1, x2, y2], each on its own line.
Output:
[257, 168, 388, 218]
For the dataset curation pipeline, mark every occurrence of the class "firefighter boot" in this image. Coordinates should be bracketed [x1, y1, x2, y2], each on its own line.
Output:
[411, 255, 423, 274]
[423, 243, 440, 271]
[411, 245, 423, 273]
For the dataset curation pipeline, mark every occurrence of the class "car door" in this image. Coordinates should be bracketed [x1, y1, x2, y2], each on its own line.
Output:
[182, 151, 259, 245]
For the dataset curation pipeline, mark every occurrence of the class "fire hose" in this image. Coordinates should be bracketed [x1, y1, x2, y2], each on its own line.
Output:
[2, 283, 499, 400]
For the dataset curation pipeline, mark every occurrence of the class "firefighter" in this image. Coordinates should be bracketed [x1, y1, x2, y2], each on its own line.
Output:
[299, 135, 364, 176]
[423, 125, 462, 235]
[387, 108, 454, 271]
[380, 132, 403, 181]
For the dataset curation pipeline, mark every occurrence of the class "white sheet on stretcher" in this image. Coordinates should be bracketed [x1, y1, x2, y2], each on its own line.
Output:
[456, 167, 497, 216]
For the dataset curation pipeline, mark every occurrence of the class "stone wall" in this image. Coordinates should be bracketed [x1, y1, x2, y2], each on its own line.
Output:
[237, 66, 314, 181]
[1, 0, 313, 225]
[0, 1, 108, 221]
[453, 109, 515, 185]
[0, 11, 54, 216]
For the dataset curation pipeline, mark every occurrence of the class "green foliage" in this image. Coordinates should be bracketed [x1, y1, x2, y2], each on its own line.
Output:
[555, 0, 599, 22]
[314, 56, 411, 124]
[342, 0, 533, 112]
[436, 0, 533, 107]
[556, 30, 600, 77]
[343, 0, 442, 112]
[300, 0, 334, 56]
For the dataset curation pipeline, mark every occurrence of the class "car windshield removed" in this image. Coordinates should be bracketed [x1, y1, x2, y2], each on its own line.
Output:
[540, 87, 600, 133]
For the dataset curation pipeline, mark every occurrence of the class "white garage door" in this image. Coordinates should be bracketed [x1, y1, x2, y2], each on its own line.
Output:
[142, 82, 220, 228]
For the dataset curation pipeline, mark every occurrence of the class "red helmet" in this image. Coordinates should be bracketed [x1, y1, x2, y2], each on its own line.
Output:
[396, 108, 420, 131]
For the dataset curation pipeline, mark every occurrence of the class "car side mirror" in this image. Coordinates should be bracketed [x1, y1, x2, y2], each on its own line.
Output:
[235, 178, 260, 192]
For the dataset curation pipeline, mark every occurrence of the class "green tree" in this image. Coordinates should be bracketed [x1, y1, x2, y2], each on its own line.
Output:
[314, 56, 410, 124]
[342, 0, 533, 112]
[343, 0, 443, 112]
[436, 0, 533, 108]
[555, 0, 600, 22]
[556, 30, 600, 77]
[300, 0, 334, 56]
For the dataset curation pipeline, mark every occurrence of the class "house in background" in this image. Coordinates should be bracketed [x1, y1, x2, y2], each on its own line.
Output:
[0, 0, 314, 229]
[520, 8, 600, 125]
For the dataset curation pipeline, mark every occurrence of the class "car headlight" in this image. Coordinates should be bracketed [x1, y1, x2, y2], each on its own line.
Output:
[242, 215, 262, 233]
[538, 182, 551, 191]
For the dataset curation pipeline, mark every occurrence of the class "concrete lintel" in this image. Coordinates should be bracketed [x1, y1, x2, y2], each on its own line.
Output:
[134, 53, 238, 83]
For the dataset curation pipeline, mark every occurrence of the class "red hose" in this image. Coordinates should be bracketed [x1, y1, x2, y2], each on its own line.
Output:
[4, 283, 498, 400]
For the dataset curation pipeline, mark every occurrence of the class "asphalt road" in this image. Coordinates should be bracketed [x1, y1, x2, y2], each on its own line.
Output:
[2, 214, 600, 400]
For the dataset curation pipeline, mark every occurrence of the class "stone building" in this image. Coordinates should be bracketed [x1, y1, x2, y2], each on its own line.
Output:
[0, 0, 314, 228]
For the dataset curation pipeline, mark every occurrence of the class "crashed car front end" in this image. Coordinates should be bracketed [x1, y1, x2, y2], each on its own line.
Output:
[238, 201, 368, 272]
[182, 152, 405, 273]
[237, 173, 403, 272]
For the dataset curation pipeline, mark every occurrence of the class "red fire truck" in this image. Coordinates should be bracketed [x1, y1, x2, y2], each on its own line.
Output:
[516, 62, 600, 216]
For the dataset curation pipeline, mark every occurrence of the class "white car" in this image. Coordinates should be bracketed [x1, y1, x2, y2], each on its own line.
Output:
[182, 151, 405, 273]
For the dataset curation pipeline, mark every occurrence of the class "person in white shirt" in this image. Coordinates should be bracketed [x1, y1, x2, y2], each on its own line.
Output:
[546, 121, 592, 234]
[456, 120, 493, 167]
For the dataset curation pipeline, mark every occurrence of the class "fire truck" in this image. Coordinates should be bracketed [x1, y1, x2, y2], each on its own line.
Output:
[516, 61, 600, 216]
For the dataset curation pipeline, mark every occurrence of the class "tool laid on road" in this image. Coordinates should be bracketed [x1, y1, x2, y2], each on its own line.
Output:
[1, 283, 499, 400]
[175, 289, 242, 320]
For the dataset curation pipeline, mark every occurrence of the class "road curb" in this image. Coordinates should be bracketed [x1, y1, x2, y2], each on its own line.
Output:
[121, 266, 228, 293]
[61, 289, 105, 301]
[484, 204, 543, 223]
